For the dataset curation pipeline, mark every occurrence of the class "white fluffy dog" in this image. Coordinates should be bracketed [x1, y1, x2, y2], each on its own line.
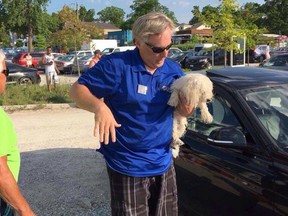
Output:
[168, 73, 214, 158]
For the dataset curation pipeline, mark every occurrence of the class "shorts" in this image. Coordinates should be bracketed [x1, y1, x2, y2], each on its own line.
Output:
[107, 164, 178, 216]
[45, 71, 59, 85]
[0, 198, 14, 216]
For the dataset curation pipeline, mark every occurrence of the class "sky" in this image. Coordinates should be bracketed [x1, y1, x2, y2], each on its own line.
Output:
[47, 0, 265, 24]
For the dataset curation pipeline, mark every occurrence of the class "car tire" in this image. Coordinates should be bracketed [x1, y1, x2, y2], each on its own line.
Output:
[19, 77, 33, 85]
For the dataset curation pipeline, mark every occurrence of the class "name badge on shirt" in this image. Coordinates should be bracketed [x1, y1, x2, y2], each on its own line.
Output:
[137, 84, 148, 95]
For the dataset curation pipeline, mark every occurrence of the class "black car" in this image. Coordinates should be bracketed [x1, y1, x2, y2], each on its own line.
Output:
[259, 53, 288, 71]
[169, 50, 197, 69]
[175, 67, 288, 216]
[6, 62, 41, 85]
[185, 49, 226, 71]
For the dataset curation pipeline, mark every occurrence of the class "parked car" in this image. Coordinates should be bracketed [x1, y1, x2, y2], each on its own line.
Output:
[71, 54, 93, 74]
[175, 67, 288, 216]
[102, 46, 136, 55]
[55, 55, 76, 74]
[66, 50, 93, 58]
[168, 47, 183, 58]
[4, 53, 15, 63]
[269, 47, 288, 57]
[12, 52, 44, 68]
[259, 53, 288, 71]
[5, 62, 41, 85]
[183, 49, 226, 70]
[169, 50, 197, 68]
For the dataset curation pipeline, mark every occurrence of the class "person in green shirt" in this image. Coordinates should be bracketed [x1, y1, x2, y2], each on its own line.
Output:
[0, 52, 35, 216]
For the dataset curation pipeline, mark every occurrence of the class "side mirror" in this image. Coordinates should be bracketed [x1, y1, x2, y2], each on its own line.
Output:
[207, 127, 247, 149]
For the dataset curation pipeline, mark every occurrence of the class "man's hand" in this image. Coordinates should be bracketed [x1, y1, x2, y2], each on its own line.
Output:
[176, 93, 195, 117]
[93, 102, 121, 144]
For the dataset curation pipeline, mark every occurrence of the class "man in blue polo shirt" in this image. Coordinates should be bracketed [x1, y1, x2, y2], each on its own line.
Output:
[69, 12, 194, 216]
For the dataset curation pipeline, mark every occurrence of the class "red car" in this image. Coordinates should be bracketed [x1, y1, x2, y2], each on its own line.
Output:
[12, 52, 44, 68]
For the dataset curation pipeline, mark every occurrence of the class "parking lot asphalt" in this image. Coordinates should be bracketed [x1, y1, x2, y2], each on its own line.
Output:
[9, 107, 110, 215]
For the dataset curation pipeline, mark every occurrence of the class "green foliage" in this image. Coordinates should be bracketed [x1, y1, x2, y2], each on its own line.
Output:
[15, 39, 23, 47]
[48, 6, 100, 52]
[174, 42, 195, 51]
[0, 0, 50, 51]
[259, 0, 288, 35]
[0, 84, 73, 106]
[97, 6, 125, 27]
[34, 35, 47, 50]
[121, 0, 178, 30]
[79, 6, 95, 22]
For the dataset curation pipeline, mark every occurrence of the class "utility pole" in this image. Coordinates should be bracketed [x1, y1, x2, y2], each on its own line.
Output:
[76, 2, 79, 20]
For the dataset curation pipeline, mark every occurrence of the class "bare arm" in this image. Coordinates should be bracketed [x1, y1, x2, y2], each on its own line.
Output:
[69, 82, 121, 144]
[88, 59, 95, 69]
[176, 93, 195, 117]
[41, 54, 46, 65]
[0, 156, 36, 216]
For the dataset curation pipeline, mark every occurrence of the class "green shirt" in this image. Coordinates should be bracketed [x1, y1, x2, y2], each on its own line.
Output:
[0, 108, 20, 181]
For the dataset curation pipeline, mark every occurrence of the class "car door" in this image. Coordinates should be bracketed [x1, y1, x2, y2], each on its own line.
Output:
[175, 87, 280, 216]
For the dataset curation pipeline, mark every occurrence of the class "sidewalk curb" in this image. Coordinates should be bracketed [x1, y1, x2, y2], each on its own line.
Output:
[2, 103, 78, 112]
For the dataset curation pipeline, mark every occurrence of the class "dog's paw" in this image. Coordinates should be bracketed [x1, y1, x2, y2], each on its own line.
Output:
[172, 147, 179, 158]
[201, 112, 213, 124]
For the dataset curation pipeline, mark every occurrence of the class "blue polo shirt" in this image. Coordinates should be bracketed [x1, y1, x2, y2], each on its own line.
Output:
[78, 48, 184, 177]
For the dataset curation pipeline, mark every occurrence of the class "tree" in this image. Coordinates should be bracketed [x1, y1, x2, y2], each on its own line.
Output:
[259, 0, 288, 35]
[190, 5, 218, 25]
[235, 3, 266, 63]
[79, 6, 95, 22]
[0, 0, 50, 51]
[48, 6, 103, 53]
[34, 34, 47, 50]
[193, 0, 246, 66]
[121, 0, 178, 30]
[97, 6, 125, 27]
[0, 25, 10, 46]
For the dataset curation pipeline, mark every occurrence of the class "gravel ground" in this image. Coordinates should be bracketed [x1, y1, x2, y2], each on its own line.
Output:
[6, 75, 112, 215]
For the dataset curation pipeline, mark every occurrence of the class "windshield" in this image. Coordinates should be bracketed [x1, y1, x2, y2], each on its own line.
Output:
[243, 84, 288, 151]
[61, 55, 74, 61]
[197, 50, 210, 56]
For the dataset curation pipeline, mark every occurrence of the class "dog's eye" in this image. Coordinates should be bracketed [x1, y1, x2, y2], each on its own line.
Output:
[206, 99, 212, 103]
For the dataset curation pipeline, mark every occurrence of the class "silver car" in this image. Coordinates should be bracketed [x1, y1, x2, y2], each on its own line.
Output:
[55, 55, 75, 74]
[71, 54, 93, 74]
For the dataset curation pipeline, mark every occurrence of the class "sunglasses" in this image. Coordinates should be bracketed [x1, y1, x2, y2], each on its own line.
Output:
[145, 41, 173, 53]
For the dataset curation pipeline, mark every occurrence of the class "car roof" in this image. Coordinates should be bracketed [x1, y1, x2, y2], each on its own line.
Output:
[206, 66, 288, 89]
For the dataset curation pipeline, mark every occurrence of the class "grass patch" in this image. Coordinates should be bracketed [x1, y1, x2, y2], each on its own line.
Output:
[0, 84, 73, 106]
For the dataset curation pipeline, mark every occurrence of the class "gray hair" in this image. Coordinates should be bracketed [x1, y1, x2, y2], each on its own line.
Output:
[132, 12, 175, 42]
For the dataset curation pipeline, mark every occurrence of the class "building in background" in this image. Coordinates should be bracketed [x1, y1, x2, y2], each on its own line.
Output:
[108, 30, 133, 46]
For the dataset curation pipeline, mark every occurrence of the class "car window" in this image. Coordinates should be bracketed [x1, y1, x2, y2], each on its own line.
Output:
[77, 52, 85, 58]
[187, 96, 242, 136]
[244, 85, 288, 150]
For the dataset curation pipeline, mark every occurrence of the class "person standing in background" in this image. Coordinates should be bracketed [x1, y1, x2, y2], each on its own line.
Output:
[42, 47, 59, 92]
[25, 53, 33, 68]
[88, 50, 102, 68]
[0, 51, 36, 216]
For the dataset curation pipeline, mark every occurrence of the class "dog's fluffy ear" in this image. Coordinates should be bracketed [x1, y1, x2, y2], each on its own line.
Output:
[167, 90, 179, 107]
